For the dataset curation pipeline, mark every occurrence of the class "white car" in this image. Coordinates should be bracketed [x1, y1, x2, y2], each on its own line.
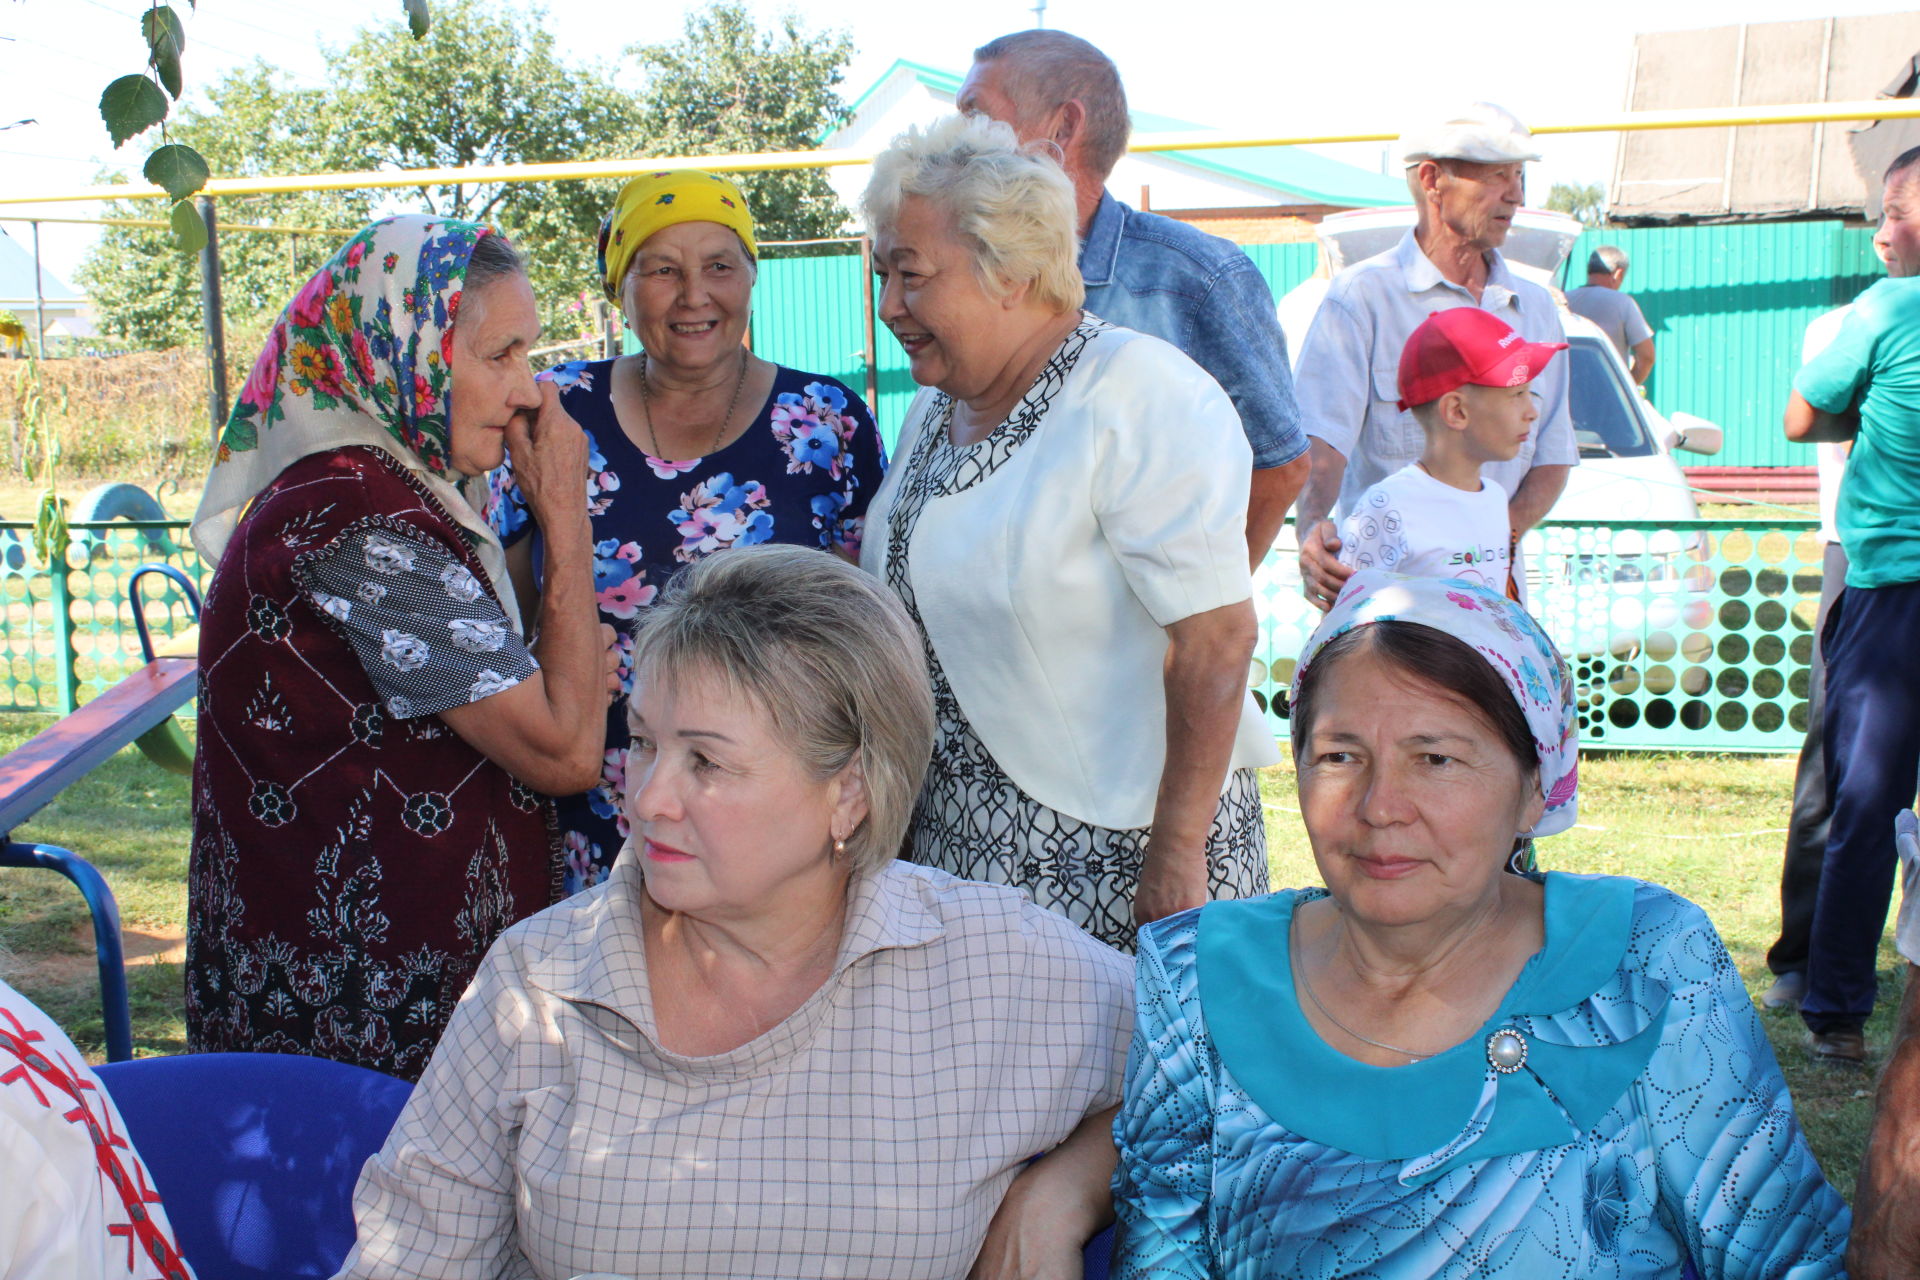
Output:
[1255, 207, 1726, 723]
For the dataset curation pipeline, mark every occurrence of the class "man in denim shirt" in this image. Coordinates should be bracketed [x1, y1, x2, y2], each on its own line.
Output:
[959, 30, 1310, 568]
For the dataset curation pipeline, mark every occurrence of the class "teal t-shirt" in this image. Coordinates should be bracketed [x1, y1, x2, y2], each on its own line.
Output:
[1795, 276, 1920, 587]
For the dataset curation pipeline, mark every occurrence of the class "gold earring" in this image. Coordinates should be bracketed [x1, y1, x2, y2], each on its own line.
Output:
[833, 837, 847, 857]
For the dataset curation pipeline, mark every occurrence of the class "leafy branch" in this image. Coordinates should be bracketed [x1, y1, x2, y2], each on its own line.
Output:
[14, 356, 69, 568]
[97, 2, 433, 252]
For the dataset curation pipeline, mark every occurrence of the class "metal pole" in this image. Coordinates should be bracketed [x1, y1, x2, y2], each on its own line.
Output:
[199, 197, 229, 442]
[30, 221, 47, 358]
[859, 237, 879, 412]
[50, 559, 77, 715]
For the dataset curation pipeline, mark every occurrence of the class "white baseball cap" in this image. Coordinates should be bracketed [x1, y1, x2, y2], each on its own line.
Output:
[1399, 102, 1541, 167]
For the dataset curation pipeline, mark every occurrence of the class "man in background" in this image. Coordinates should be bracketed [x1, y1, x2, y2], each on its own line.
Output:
[1758, 218, 1913, 1019]
[1567, 246, 1655, 385]
[1292, 102, 1576, 606]
[958, 30, 1309, 567]
[1783, 144, 1920, 1065]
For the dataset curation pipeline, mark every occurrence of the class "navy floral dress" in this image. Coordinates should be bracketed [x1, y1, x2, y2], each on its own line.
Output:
[487, 358, 885, 892]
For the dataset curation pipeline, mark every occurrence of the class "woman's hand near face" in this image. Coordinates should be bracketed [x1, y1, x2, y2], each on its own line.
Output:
[437, 383, 605, 793]
[507, 382, 589, 530]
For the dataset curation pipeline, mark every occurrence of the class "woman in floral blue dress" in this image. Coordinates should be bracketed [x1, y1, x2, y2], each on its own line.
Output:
[489, 172, 885, 891]
[1113, 571, 1849, 1278]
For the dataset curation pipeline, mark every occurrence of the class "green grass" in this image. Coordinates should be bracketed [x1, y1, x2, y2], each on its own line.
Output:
[0, 725, 1893, 1199]
[0, 715, 196, 1057]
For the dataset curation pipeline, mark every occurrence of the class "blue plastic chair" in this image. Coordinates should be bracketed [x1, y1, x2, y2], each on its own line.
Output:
[1083, 1222, 1114, 1279]
[93, 1052, 412, 1280]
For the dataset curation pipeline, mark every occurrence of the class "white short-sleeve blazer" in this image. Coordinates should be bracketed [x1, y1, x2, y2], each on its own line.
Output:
[862, 321, 1279, 830]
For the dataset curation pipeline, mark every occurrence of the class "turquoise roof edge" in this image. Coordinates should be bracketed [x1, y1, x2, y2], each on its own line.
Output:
[831, 58, 1404, 209]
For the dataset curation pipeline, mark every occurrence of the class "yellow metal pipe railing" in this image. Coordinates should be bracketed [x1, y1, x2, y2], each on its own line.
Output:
[4, 99, 1920, 206]
[0, 213, 358, 236]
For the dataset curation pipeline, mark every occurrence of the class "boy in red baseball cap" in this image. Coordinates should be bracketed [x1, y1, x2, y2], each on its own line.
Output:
[1336, 307, 1566, 601]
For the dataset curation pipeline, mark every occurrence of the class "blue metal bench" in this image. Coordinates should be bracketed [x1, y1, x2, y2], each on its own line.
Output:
[0, 564, 199, 1061]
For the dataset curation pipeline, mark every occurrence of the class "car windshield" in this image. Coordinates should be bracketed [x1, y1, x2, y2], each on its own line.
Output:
[1567, 335, 1656, 459]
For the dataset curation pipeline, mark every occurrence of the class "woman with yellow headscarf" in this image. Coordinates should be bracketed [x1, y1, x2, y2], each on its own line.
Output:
[487, 171, 887, 892]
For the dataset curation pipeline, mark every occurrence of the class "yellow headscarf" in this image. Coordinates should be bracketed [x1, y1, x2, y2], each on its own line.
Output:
[597, 170, 759, 301]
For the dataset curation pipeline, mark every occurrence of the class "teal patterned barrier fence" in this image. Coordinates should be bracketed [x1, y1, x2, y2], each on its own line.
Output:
[2, 517, 1819, 753]
[0, 521, 205, 714]
[1254, 518, 1822, 753]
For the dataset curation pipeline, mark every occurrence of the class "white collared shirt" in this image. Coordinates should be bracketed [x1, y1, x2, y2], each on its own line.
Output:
[1801, 303, 1854, 545]
[1294, 230, 1578, 520]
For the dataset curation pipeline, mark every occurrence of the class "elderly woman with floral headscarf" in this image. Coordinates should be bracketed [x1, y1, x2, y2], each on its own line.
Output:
[1111, 570, 1850, 1278]
[487, 171, 888, 894]
[187, 214, 614, 1080]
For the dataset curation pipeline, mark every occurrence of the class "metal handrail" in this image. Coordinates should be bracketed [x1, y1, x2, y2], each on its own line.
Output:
[6, 99, 1920, 206]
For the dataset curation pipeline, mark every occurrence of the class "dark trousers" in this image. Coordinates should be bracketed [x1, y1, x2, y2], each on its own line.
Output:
[1802, 577, 1920, 1034]
[1767, 542, 1848, 977]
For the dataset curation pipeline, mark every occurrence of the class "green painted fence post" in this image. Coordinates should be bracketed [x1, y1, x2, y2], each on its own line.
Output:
[50, 554, 78, 714]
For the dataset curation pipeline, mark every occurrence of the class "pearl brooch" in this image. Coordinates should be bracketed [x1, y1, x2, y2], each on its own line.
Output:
[1487, 1028, 1529, 1074]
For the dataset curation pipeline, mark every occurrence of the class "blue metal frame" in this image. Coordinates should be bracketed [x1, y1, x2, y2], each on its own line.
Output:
[0, 841, 131, 1061]
[128, 563, 202, 663]
[0, 563, 203, 1062]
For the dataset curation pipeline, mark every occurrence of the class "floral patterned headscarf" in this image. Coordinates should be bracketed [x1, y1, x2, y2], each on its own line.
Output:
[1292, 569, 1579, 838]
[191, 214, 519, 623]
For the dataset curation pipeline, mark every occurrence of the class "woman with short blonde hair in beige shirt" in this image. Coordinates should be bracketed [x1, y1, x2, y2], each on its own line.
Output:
[336, 544, 1133, 1280]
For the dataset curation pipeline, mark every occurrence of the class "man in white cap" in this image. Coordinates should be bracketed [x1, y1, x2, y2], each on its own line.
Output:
[1291, 102, 1577, 606]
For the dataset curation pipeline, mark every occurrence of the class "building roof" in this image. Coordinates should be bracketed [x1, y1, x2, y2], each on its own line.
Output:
[838, 59, 1406, 209]
[1611, 14, 1920, 224]
[0, 228, 84, 307]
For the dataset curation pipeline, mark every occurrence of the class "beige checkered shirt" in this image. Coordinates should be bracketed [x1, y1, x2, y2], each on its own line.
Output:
[334, 856, 1133, 1279]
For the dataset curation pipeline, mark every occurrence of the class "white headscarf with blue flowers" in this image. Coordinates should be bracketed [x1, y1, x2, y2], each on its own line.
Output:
[1292, 570, 1579, 838]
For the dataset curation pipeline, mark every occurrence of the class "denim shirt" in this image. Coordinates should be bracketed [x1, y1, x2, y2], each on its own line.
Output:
[1079, 194, 1306, 470]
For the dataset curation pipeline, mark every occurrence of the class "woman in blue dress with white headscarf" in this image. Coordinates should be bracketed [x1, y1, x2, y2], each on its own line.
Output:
[1112, 570, 1848, 1278]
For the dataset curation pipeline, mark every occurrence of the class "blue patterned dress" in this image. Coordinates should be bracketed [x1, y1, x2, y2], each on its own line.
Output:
[487, 358, 885, 893]
[1113, 874, 1849, 1279]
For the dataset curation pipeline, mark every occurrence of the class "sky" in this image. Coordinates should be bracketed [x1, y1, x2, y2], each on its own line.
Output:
[2, 0, 1916, 285]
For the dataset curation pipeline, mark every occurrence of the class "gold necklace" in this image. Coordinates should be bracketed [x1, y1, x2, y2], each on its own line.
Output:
[636, 346, 750, 460]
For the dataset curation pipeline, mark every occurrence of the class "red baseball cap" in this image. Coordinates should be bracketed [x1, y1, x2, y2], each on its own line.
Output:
[1397, 308, 1567, 411]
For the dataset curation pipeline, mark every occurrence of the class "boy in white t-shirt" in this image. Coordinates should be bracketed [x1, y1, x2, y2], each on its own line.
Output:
[1337, 307, 1566, 601]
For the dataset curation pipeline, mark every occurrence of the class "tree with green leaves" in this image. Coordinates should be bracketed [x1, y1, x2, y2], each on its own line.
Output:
[80, 66, 375, 350]
[320, 0, 646, 328]
[628, 3, 853, 244]
[1547, 181, 1607, 228]
[83, 1, 860, 349]
[88, 2, 432, 252]
[82, 0, 642, 347]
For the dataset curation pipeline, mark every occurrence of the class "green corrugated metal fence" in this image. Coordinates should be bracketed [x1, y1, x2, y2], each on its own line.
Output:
[1555, 222, 1881, 470]
[3, 517, 1817, 754]
[646, 220, 1876, 469]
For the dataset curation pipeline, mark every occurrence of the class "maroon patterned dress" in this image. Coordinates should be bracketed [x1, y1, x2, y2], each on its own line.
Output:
[187, 447, 562, 1080]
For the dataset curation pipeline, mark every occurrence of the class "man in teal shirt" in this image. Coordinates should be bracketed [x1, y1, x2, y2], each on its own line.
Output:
[1785, 144, 1920, 1063]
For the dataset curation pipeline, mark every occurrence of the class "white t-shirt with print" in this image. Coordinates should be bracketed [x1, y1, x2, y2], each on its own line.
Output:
[1338, 463, 1519, 600]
